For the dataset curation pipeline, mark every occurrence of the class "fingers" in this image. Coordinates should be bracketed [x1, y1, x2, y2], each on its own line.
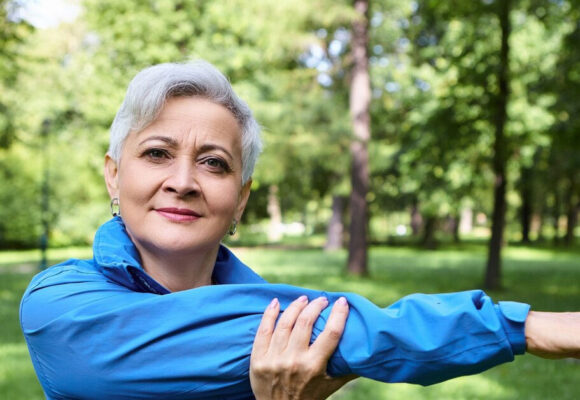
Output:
[286, 297, 330, 351]
[250, 295, 353, 400]
[310, 297, 349, 358]
[253, 295, 349, 360]
[269, 295, 310, 351]
[251, 298, 280, 358]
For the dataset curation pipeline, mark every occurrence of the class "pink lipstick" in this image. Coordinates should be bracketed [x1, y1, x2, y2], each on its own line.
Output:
[155, 208, 201, 222]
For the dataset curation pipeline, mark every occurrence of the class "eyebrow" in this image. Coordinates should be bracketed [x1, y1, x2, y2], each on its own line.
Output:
[139, 136, 178, 147]
[138, 136, 235, 160]
[197, 144, 235, 161]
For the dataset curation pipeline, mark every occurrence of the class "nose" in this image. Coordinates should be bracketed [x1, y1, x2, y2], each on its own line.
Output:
[162, 158, 200, 197]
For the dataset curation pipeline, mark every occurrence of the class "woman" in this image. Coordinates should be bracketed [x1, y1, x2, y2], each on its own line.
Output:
[21, 61, 580, 400]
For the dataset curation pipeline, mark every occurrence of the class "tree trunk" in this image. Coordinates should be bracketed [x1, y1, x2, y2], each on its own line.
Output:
[485, 0, 511, 290]
[451, 213, 460, 243]
[267, 185, 283, 242]
[520, 165, 532, 243]
[564, 179, 578, 246]
[410, 201, 422, 236]
[347, 0, 371, 276]
[553, 188, 561, 245]
[325, 195, 347, 251]
[422, 216, 438, 249]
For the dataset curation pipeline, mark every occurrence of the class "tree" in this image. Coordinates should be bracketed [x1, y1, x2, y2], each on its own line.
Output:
[394, 0, 570, 287]
[484, 0, 512, 290]
[347, 0, 371, 275]
[0, 0, 36, 247]
[545, 5, 580, 246]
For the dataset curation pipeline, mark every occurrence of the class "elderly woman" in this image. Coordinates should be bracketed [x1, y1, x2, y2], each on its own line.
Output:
[21, 61, 579, 400]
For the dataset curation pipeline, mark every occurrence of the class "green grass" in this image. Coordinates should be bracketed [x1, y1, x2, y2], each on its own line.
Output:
[0, 246, 92, 270]
[0, 272, 45, 399]
[1, 243, 579, 399]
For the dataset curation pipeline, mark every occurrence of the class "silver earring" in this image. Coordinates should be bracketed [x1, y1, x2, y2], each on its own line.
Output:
[110, 198, 120, 217]
[228, 219, 238, 236]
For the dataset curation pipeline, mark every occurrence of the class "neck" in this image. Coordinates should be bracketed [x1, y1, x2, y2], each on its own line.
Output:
[136, 245, 220, 292]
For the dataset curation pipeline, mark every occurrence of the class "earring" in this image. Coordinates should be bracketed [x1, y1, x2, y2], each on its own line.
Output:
[110, 198, 120, 217]
[228, 219, 238, 236]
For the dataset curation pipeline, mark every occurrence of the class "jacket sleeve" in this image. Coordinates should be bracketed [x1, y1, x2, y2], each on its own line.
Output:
[20, 264, 529, 400]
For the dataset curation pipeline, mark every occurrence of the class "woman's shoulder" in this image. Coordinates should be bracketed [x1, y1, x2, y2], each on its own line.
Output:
[20, 258, 132, 329]
[24, 258, 101, 293]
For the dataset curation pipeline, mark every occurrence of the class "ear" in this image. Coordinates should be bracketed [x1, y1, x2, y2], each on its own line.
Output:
[104, 154, 120, 199]
[235, 179, 253, 221]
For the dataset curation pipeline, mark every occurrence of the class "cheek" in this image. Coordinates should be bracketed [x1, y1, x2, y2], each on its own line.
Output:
[118, 164, 159, 203]
[207, 182, 242, 216]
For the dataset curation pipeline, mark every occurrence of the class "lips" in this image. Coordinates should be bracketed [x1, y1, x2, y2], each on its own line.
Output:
[155, 207, 201, 222]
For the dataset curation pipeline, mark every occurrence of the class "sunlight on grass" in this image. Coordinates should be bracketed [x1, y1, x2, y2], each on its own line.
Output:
[0, 246, 92, 268]
[0, 344, 44, 399]
[504, 246, 580, 261]
[334, 372, 518, 400]
[0, 289, 16, 302]
[418, 373, 517, 399]
[543, 283, 580, 296]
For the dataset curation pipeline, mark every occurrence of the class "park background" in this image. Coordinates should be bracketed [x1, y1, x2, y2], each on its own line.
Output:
[1, 0, 579, 398]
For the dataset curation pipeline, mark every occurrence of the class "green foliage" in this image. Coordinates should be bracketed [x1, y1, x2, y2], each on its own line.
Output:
[0, 144, 42, 247]
[365, 0, 578, 253]
[0, 0, 578, 249]
[0, 0, 33, 148]
[543, 9, 580, 223]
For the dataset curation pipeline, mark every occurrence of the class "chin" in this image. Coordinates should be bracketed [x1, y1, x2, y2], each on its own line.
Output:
[154, 235, 221, 254]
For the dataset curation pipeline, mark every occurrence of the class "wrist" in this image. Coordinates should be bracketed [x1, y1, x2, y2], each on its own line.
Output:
[525, 311, 580, 359]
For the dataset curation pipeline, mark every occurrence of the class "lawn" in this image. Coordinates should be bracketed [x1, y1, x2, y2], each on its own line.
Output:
[1, 243, 579, 399]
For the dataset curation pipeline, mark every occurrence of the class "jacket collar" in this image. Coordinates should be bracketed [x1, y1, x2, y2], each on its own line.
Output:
[93, 217, 266, 294]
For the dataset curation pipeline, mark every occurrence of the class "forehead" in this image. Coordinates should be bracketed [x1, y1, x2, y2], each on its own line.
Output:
[158, 96, 240, 131]
[129, 96, 242, 145]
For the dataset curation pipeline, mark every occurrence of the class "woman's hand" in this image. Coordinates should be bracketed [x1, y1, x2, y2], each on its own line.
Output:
[525, 311, 580, 359]
[250, 295, 357, 400]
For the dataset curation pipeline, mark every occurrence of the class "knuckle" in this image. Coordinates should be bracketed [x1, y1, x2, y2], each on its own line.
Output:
[295, 313, 315, 328]
[255, 354, 330, 380]
[276, 319, 293, 331]
[257, 325, 273, 336]
[325, 327, 343, 341]
[275, 359, 295, 374]
[281, 357, 305, 375]
[250, 360, 271, 376]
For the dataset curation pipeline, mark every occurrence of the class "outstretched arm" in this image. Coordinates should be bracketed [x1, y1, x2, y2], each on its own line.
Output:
[249, 302, 580, 400]
[21, 263, 569, 399]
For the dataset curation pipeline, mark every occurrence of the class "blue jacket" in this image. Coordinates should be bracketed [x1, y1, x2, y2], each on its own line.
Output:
[20, 217, 530, 399]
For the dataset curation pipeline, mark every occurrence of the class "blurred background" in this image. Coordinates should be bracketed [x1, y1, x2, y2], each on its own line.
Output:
[1, 0, 579, 398]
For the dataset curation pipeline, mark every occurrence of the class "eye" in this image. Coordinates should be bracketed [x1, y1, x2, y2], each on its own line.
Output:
[142, 148, 170, 161]
[201, 157, 231, 173]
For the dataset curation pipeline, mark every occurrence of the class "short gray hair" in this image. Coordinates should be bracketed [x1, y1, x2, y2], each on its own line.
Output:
[108, 60, 262, 184]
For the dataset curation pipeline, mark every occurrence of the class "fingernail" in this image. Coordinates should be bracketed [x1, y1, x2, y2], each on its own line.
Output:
[268, 298, 279, 309]
[337, 297, 348, 306]
[297, 295, 308, 303]
[318, 296, 329, 305]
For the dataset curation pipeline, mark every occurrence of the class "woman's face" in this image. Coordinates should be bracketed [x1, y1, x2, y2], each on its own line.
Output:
[105, 96, 251, 257]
